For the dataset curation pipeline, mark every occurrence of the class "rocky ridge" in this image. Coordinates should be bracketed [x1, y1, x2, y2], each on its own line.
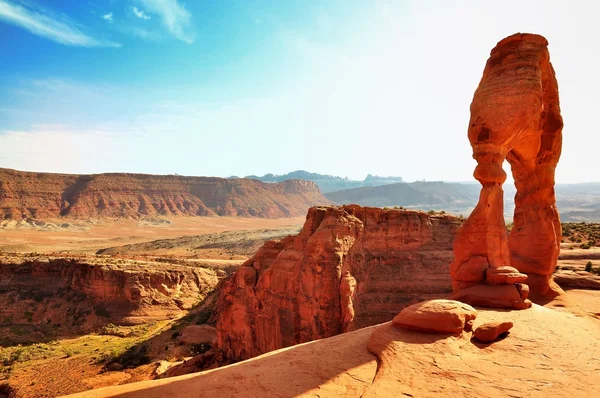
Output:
[0, 256, 219, 342]
[215, 205, 461, 362]
[0, 168, 327, 220]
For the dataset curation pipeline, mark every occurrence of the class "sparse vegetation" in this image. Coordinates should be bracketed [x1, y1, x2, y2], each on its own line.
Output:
[94, 305, 111, 318]
[586, 261, 593, 272]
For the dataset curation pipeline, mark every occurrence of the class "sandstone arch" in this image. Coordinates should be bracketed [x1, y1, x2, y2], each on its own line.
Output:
[450, 33, 563, 309]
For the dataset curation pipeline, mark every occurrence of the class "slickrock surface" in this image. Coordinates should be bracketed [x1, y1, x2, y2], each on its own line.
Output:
[215, 205, 461, 361]
[391, 299, 476, 334]
[451, 33, 564, 307]
[554, 270, 600, 290]
[65, 298, 600, 398]
[0, 168, 327, 220]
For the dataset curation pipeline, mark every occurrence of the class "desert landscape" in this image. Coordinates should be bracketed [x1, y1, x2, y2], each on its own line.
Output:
[2, 1, 600, 397]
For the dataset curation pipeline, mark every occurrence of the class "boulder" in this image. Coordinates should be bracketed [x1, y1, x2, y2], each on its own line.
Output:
[452, 284, 532, 310]
[473, 321, 513, 342]
[392, 299, 477, 334]
[179, 325, 217, 346]
[485, 266, 528, 285]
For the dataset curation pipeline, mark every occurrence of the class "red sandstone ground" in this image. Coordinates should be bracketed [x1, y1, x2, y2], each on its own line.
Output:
[65, 289, 600, 398]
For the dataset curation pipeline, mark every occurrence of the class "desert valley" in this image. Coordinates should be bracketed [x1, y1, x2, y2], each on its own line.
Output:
[2, 1, 600, 398]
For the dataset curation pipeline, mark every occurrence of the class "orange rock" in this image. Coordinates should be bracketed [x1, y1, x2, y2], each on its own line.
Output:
[485, 266, 527, 285]
[0, 258, 217, 332]
[473, 321, 513, 342]
[215, 205, 462, 362]
[451, 33, 563, 307]
[452, 284, 532, 310]
[392, 299, 477, 334]
[179, 325, 217, 346]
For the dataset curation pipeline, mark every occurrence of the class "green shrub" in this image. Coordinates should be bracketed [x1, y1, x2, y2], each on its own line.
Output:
[94, 305, 111, 318]
[586, 261, 593, 272]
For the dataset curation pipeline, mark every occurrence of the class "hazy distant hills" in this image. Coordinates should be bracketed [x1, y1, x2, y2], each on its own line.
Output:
[2, 166, 598, 222]
[325, 181, 480, 215]
[324, 181, 600, 222]
[240, 170, 403, 193]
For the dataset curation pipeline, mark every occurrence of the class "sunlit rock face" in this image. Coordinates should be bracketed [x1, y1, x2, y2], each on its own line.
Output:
[215, 205, 461, 362]
[450, 33, 564, 308]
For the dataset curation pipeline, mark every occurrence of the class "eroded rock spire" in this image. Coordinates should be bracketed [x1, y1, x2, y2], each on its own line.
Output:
[450, 33, 563, 309]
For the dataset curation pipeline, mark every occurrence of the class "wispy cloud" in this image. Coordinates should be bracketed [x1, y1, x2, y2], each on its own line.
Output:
[132, 6, 150, 20]
[129, 26, 162, 41]
[102, 12, 113, 22]
[138, 0, 194, 43]
[0, 0, 120, 47]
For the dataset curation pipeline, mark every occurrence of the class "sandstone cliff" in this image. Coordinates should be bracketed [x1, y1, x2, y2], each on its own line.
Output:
[0, 256, 219, 342]
[215, 205, 461, 361]
[0, 168, 327, 220]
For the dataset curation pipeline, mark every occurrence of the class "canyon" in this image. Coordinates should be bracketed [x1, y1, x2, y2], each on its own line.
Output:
[215, 205, 462, 362]
[0, 255, 220, 344]
[3, 30, 600, 398]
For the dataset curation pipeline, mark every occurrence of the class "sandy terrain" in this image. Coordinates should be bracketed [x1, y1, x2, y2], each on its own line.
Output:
[0, 216, 304, 254]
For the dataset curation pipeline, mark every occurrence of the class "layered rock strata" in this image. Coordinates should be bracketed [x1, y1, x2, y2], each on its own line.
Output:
[215, 205, 461, 362]
[0, 168, 327, 220]
[0, 257, 218, 338]
[451, 33, 564, 307]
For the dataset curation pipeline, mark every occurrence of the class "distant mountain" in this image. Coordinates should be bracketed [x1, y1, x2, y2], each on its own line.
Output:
[0, 168, 329, 220]
[325, 181, 600, 222]
[325, 181, 480, 215]
[243, 170, 403, 193]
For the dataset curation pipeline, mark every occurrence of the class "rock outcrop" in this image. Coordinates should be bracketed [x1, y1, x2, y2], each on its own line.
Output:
[451, 33, 564, 308]
[215, 205, 462, 362]
[473, 321, 513, 343]
[391, 299, 476, 334]
[0, 168, 328, 220]
[179, 325, 217, 346]
[0, 256, 218, 341]
[554, 270, 600, 290]
[66, 300, 600, 398]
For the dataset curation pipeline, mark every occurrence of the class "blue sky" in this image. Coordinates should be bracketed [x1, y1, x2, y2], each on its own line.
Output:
[0, 0, 598, 183]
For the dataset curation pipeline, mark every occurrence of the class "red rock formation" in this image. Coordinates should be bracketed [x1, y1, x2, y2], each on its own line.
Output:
[451, 33, 563, 307]
[391, 299, 477, 334]
[0, 168, 328, 220]
[67, 301, 600, 398]
[473, 321, 513, 343]
[179, 325, 217, 346]
[215, 205, 461, 361]
[0, 257, 218, 339]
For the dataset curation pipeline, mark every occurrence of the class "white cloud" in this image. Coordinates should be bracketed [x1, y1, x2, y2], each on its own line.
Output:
[138, 0, 194, 43]
[0, 128, 134, 174]
[132, 6, 150, 20]
[0, 0, 120, 47]
[129, 26, 162, 41]
[102, 12, 113, 22]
